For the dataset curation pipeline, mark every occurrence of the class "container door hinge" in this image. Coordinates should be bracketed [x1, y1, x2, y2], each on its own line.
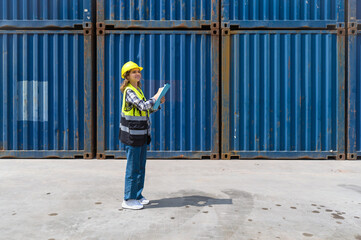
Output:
[221, 22, 230, 36]
[97, 22, 105, 36]
[211, 22, 219, 35]
[222, 28, 230, 36]
[83, 22, 92, 35]
[96, 153, 106, 159]
[337, 153, 346, 160]
[348, 22, 357, 35]
[336, 23, 345, 36]
[347, 153, 357, 160]
[84, 152, 94, 159]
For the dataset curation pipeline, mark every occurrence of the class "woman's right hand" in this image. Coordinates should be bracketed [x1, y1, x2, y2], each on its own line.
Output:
[158, 87, 164, 94]
[153, 87, 164, 100]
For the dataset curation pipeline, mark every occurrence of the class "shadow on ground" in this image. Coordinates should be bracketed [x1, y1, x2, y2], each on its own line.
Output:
[339, 184, 361, 194]
[146, 195, 233, 209]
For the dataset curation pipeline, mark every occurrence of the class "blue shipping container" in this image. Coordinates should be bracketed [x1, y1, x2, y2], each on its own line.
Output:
[97, 0, 219, 29]
[0, 0, 92, 28]
[347, 31, 361, 160]
[97, 30, 219, 159]
[222, 30, 345, 159]
[0, 30, 94, 158]
[222, 0, 345, 28]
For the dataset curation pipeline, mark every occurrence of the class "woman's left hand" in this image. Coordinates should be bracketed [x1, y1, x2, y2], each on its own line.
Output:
[160, 96, 165, 104]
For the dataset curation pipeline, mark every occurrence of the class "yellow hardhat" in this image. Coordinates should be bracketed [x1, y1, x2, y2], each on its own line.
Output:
[121, 61, 143, 79]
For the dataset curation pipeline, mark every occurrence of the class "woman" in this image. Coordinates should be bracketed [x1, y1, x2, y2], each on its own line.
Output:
[119, 61, 165, 210]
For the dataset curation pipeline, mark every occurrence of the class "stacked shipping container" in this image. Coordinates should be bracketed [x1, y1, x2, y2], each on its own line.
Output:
[0, 0, 92, 28]
[96, 0, 220, 159]
[221, 0, 345, 28]
[0, 0, 95, 158]
[221, 0, 347, 159]
[222, 30, 345, 159]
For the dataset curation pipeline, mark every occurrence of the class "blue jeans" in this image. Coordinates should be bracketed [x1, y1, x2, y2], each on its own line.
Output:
[124, 144, 147, 200]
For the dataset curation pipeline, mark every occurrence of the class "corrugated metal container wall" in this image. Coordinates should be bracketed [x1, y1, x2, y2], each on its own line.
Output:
[0, 31, 94, 158]
[221, 30, 345, 160]
[221, 0, 345, 28]
[347, 31, 361, 160]
[0, 0, 92, 28]
[97, 0, 219, 28]
[97, 30, 219, 159]
[348, 0, 361, 24]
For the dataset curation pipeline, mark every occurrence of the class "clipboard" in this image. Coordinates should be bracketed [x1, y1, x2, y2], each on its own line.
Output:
[153, 83, 170, 110]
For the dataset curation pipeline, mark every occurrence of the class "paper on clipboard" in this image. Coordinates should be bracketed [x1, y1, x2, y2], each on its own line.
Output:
[153, 83, 170, 110]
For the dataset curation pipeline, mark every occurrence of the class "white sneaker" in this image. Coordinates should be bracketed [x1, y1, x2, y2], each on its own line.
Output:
[122, 200, 144, 210]
[139, 197, 150, 205]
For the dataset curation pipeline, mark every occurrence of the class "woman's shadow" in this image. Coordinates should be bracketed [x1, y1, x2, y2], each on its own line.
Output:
[146, 195, 232, 209]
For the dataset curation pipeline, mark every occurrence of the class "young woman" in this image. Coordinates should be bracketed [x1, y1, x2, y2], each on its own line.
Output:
[119, 61, 165, 210]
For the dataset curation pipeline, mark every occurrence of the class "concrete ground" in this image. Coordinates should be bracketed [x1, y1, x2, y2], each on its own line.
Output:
[0, 160, 361, 240]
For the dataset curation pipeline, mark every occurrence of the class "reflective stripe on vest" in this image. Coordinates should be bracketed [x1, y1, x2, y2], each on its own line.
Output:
[119, 123, 148, 135]
[121, 112, 147, 121]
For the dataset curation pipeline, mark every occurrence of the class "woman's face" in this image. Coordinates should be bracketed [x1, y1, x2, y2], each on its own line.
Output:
[128, 68, 141, 86]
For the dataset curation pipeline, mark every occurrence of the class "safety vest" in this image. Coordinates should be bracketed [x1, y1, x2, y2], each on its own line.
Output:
[119, 84, 150, 146]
